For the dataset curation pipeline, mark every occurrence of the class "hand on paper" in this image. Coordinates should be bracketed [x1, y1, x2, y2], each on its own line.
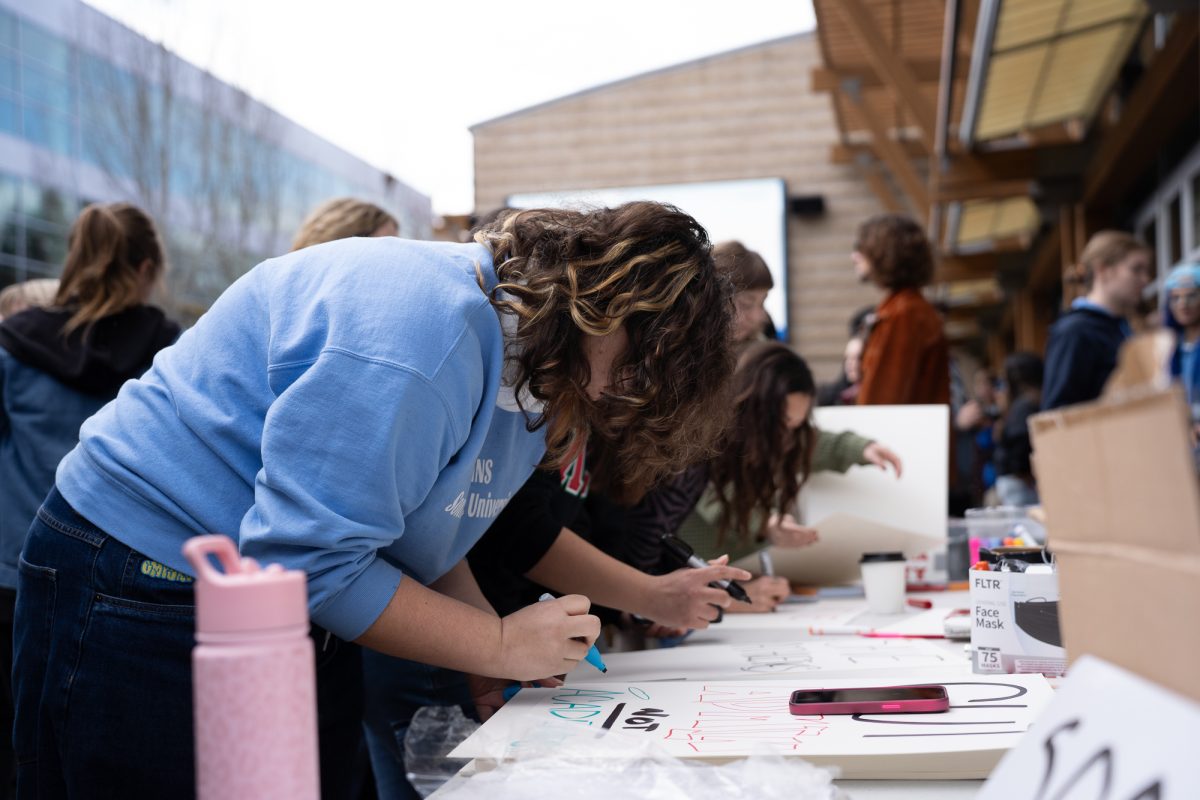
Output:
[466, 673, 563, 722]
[726, 575, 790, 613]
[497, 593, 600, 681]
[765, 513, 819, 548]
[642, 622, 690, 638]
[862, 442, 903, 477]
[643, 556, 751, 629]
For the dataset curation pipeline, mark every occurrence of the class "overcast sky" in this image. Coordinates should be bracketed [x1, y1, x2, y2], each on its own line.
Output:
[83, 0, 815, 214]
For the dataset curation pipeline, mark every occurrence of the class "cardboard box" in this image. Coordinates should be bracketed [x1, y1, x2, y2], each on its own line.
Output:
[1029, 332, 1200, 703]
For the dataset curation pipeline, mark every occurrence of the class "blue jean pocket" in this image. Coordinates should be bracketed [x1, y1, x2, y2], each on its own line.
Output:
[61, 592, 196, 794]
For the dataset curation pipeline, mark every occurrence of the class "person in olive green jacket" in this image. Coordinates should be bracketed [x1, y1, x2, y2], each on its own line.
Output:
[623, 341, 902, 612]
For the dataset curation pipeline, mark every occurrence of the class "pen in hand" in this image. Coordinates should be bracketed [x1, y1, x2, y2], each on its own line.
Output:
[660, 534, 753, 604]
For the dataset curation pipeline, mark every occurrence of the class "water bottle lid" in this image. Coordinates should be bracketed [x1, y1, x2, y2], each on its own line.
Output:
[183, 535, 308, 635]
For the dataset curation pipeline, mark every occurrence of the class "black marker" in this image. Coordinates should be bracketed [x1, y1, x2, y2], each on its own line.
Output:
[660, 534, 752, 604]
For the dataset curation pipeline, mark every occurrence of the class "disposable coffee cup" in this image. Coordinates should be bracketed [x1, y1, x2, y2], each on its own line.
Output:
[860, 552, 907, 614]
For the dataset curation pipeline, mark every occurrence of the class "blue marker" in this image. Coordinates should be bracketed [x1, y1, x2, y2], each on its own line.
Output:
[539, 592, 607, 673]
[502, 684, 521, 702]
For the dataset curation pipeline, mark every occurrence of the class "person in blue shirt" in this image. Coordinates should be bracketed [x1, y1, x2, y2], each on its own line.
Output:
[1042, 231, 1152, 411]
[13, 201, 741, 798]
[1163, 263, 1200, 456]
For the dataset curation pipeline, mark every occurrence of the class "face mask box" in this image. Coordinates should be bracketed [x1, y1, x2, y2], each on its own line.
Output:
[970, 568, 1066, 675]
[1029, 332, 1200, 703]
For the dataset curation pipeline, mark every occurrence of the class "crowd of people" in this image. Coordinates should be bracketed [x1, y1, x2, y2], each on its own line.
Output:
[0, 197, 1194, 798]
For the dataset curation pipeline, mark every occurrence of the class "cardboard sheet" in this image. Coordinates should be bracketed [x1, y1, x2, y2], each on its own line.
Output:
[1030, 379, 1200, 702]
[452, 674, 1055, 779]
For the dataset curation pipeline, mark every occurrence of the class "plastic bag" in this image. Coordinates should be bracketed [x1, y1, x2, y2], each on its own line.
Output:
[404, 705, 481, 798]
[435, 746, 842, 800]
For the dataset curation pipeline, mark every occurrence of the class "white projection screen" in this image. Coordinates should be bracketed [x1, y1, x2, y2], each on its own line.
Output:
[507, 177, 789, 339]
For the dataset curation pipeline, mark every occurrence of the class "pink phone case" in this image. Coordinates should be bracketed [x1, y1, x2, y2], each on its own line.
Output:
[788, 685, 950, 715]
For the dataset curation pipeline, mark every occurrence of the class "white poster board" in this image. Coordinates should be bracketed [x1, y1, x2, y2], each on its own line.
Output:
[979, 656, 1200, 800]
[805, 404, 948, 541]
[731, 405, 949, 586]
[567, 638, 964, 684]
[508, 178, 790, 337]
[453, 674, 1055, 779]
[734, 512, 944, 585]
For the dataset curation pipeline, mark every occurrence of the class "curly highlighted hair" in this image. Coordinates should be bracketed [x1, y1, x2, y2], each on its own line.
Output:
[475, 201, 735, 501]
[708, 341, 817, 544]
[854, 214, 934, 290]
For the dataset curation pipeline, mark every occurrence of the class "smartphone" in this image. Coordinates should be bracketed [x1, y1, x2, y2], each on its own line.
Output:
[788, 685, 949, 715]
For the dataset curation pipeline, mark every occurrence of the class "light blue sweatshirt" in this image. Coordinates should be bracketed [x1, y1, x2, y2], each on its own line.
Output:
[56, 237, 547, 640]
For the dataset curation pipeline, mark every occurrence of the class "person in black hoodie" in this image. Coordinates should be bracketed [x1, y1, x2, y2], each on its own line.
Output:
[1042, 231, 1151, 411]
[994, 352, 1044, 506]
[0, 202, 178, 792]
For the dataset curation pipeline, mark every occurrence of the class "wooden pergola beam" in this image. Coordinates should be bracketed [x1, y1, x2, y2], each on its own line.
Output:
[935, 252, 999, 283]
[811, 62, 945, 92]
[1027, 224, 1063, 298]
[839, 82, 931, 220]
[1083, 11, 1200, 206]
[935, 178, 1038, 203]
[830, 0, 940, 153]
[831, 140, 926, 164]
[858, 156, 905, 214]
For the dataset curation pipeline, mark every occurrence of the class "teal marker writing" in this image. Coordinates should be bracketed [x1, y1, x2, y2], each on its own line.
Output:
[539, 592, 607, 673]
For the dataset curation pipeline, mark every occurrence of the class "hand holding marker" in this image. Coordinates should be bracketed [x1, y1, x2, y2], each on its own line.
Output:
[539, 592, 607, 673]
[503, 593, 606, 702]
[661, 534, 752, 604]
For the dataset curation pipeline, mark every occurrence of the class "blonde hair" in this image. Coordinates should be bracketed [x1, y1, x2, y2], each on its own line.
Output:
[291, 198, 399, 251]
[0, 278, 60, 320]
[56, 203, 165, 335]
[1072, 230, 1151, 288]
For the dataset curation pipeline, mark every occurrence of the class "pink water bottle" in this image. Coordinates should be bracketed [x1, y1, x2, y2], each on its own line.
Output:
[183, 535, 319, 800]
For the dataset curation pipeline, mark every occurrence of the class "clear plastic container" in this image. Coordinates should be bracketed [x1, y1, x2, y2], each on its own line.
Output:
[966, 506, 1045, 549]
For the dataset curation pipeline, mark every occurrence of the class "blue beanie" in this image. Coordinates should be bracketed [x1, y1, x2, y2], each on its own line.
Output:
[1164, 263, 1200, 290]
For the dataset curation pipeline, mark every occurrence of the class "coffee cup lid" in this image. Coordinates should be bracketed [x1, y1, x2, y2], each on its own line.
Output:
[860, 551, 905, 563]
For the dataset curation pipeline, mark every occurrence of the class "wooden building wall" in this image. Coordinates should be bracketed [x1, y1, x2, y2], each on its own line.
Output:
[472, 33, 884, 381]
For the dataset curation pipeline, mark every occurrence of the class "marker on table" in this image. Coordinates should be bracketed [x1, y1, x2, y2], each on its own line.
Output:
[660, 534, 752, 604]
[859, 632, 946, 640]
[539, 593, 607, 673]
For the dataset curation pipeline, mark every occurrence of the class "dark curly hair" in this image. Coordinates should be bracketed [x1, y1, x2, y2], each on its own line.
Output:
[707, 341, 817, 544]
[475, 202, 736, 502]
[854, 214, 934, 290]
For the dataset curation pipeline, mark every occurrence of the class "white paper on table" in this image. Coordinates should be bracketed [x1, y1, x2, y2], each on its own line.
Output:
[453, 673, 1054, 779]
[978, 656, 1200, 800]
[567, 638, 966, 684]
[733, 512, 944, 586]
[805, 405, 947, 537]
[699, 597, 871, 632]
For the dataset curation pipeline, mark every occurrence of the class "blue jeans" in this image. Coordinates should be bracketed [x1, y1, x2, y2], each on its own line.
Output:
[13, 487, 367, 800]
[14, 487, 197, 798]
[361, 650, 474, 800]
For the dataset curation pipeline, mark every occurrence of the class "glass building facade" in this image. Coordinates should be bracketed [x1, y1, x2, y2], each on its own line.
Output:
[0, 0, 431, 314]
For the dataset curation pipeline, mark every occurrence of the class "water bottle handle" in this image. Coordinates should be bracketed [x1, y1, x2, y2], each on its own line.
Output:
[183, 535, 246, 585]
